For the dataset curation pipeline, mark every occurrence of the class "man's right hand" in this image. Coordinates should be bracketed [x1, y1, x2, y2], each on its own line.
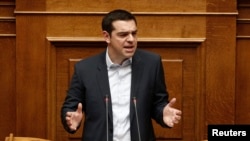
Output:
[65, 103, 83, 131]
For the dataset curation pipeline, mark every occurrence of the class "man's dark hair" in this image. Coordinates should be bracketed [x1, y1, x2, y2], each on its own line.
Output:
[101, 9, 137, 35]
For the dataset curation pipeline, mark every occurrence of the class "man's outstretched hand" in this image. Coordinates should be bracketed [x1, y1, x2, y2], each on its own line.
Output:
[65, 103, 83, 131]
[163, 98, 182, 127]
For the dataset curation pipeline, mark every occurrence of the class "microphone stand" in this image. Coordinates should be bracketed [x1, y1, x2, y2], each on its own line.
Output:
[105, 95, 109, 141]
[133, 97, 141, 141]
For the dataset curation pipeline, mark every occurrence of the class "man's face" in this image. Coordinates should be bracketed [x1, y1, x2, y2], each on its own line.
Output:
[103, 20, 137, 64]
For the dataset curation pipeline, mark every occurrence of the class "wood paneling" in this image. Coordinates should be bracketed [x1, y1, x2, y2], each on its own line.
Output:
[236, 0, 250, 124]
[0, 37, 16, 140]
[2, 0, 250, 141]
[50, 40, 203, 141]
[153, 60, 183, 139]
[45, 15, 206, 38]
[0, 2, 15, 17]
[207, 0, 236, 12]
[15, 1, 46, 11]
[0, 0, 16, 140]
[45, 0, 206, 12]
[237, 22, 250, 35]
[15, 15, 47, 137]
[236, 39, 250, 123]
[206, 15, 236, 124]
[0, 19, 15, 34]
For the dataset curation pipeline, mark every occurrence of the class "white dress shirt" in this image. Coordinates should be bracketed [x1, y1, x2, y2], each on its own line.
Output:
[106, 50, 132, 141]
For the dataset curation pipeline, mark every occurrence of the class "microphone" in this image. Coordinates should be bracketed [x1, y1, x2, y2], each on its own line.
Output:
[133, 97, 141, 141]
[105, 95, 109, 141]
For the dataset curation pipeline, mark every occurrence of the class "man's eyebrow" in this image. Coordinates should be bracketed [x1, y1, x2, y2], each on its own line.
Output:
[117, 30, 138, 34]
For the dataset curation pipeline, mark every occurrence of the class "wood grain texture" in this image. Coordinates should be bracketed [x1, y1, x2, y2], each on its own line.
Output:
[0, 0, 16, 140]
[50, 40, 202, 141]
[1, 0, 248, 141]
[235, 0, 250, 124]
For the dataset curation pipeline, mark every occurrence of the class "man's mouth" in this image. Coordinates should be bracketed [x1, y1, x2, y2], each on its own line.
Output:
[124, 46, 134, 52]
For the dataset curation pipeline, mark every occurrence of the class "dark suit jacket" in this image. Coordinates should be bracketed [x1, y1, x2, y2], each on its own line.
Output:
[61, 49, 170, 141]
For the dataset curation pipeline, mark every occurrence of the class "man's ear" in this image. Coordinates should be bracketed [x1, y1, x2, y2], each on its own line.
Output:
[102, 31, 110, 44]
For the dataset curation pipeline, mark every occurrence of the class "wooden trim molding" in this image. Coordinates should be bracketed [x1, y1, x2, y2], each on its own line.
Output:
[46, 37, 206, 47]
[237, 19, 250, 23]
[237, 4, 250, 8]
[0, 34, 16, 37]
[46, 37, 206, 42]
[15, 11, 238, 16]
[0, 2, 15, 6]
[46, 37, 206, 140]
[237, 36, 250, 39]
[0, 17, 16, 21]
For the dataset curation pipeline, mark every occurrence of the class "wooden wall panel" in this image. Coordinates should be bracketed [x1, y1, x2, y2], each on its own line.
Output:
[15, 15, 48, 138]
[0, 0, 244, 141]
[47, 15, 102, 37]
[0, 37, 16, 140]
[46, 15, 206, 38]
[53, 44, 105, 141]
[206, 16, 236, 124]
[203, 2, 237, 140]
[0, 2, 15, 17]
[237, 23, 250, 35]
[0, 0, 16, 140]
[236, 39, 250, 123]
[15, 1, 46, 11]
[237, 7, 250, 18]
[236, 0, 250, 124]
[50, 40, 203, 141]
[136, 16, 206, 38]
[153, 60, 183, 139]
[0, 20, 15, 34]
[207, 0, 236, 12]
[45, 0, 206, 12]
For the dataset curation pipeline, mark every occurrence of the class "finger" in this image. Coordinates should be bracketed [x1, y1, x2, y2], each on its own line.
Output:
[176, 110, 182, 115]
[71, 127, 76, 131]
[174, 110, 182, 116]
[168, 122, 174, 127]
[66, 112, 73, 117]
[76, 103, 83, 113]
[66, 119, 72, 126]
[66, 116, 71, 121]
[69, 125, 77, 131]
[174, 119, 179, 124]
[168, 97, 176, 107]
[175, 115, 181, 120]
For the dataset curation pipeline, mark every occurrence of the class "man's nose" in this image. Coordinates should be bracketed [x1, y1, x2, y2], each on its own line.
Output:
[127, 34, 135, 42]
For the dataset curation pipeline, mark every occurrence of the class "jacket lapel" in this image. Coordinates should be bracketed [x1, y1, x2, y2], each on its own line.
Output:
[130, 52, 144, 121]
[96, 52, 113, 121]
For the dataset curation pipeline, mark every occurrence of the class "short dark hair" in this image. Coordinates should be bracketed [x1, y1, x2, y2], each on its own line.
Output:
[101, 9, 137, 35]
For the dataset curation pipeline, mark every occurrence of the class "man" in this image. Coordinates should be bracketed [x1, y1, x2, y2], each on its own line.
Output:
[61, 9, 182, 141]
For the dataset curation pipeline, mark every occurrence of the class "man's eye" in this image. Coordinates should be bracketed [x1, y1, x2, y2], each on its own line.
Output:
[119, 34, 128, 37]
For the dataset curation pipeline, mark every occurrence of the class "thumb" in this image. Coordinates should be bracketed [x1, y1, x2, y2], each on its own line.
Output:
[168, 98, 177, 107]
[76, 103, 82, 113]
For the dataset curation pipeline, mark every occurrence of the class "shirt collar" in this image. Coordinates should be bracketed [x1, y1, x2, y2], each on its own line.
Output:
[106, 48, 132, 70]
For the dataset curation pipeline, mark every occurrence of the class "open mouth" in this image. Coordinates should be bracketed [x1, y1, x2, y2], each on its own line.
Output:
[124, 46, 134, 52]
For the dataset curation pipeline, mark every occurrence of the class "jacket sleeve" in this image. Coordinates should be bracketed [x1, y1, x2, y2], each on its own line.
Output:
[151, 56, 170, 128]
[61, 63, 85, 133]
